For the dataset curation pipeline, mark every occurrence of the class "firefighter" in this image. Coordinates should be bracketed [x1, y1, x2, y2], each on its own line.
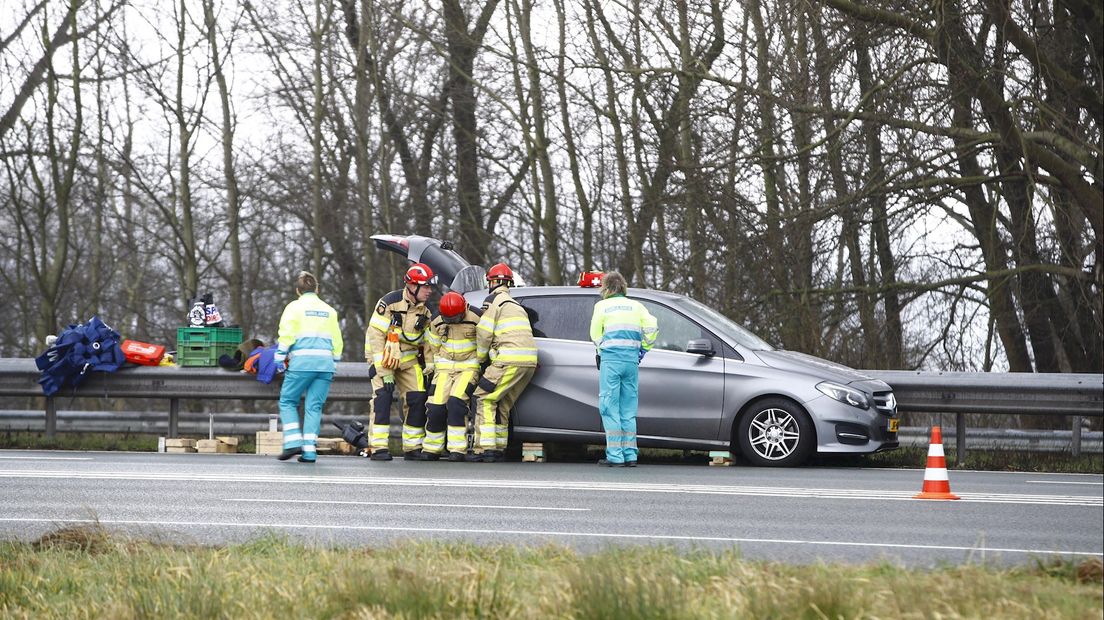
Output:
[365, 263, 435, 461]
[470, 263, 538, 462]
[417, 291, 482, 461]
[275, 271, 344, 463]
[589, 271, 657, 467]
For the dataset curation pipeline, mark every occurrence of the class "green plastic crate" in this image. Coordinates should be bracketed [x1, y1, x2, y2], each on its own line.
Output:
[177, 327, 242, 366]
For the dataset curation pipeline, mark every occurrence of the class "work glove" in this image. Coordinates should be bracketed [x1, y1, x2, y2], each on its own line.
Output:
[382, 374, 395, 393]
[275, 362, 286, 374]
[638, 349, 646, 363]
[595, 354, 601, 370]
[423, 362, 435, 377]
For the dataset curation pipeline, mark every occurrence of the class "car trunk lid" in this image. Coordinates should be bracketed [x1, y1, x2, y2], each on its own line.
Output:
[371, 234, 487, 294]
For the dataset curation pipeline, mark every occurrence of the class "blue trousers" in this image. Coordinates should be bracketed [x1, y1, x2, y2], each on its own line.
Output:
[598, 358, 639, 464]
[279, 370, 333, 461]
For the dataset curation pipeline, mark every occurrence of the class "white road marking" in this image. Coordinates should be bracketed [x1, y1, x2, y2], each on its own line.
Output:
[0, 456, 93, 461]
[223, 498, 589, 512]
[1026, 480, 1104, 486]
[1, 470, 1100, 507]
[0, 517, 1100, 557]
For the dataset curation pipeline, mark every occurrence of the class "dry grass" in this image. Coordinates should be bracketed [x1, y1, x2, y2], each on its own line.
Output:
[0, 527, 1100, 619]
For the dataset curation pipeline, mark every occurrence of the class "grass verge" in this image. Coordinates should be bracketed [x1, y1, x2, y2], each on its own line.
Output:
[1, 525, 1100, 619]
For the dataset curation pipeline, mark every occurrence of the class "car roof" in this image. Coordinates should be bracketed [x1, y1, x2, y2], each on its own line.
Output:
[503, 285, 685, 301]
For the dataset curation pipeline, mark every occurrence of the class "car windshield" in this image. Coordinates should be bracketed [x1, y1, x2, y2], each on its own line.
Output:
[670, 296, 774, 351]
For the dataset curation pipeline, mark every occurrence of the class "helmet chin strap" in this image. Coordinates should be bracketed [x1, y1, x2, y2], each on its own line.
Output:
[489, 280, 509, 293]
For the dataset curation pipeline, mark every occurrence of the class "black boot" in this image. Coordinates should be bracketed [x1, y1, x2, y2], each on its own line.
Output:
[370, 449, 393, 461]
[447, 452, 466, 462]
[404, 450, 424, 461]
[414, 451, 440, 461]
[277, 446, 302, 461]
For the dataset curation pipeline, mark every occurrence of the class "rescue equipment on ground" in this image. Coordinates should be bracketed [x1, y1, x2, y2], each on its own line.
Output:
[578, 271, 604, 287]
[177, 326, 244, 366]
[332, 420, 369, 450]
[34, 316, 126, 396]
[121, 339, 166, 366]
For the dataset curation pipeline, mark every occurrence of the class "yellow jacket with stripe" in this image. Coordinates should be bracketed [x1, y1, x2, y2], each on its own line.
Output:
[275, 292, 343, 372]
[365, 289, 431, 377]
[477, 289, 537, 367]
[426, 309, 481, 373]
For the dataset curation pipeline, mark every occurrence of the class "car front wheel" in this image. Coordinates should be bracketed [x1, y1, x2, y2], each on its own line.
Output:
[736, 398, 815, 467]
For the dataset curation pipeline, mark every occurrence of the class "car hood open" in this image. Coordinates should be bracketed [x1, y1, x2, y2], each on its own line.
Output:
[753, 350, 876, 385]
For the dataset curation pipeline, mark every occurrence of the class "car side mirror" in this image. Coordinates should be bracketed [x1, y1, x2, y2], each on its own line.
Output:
[686, 339, 715, 357]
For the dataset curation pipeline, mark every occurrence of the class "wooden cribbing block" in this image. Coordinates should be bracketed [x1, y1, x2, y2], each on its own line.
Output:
[165, 438, 197, 448]
[255, 431, 283, 455]
[708, 450, 733, 466]
[522, 442, 544, 463]
[197, 439, 235, 454]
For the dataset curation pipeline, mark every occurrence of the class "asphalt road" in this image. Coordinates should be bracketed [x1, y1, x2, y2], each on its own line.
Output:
[1, 450, 1101, 567]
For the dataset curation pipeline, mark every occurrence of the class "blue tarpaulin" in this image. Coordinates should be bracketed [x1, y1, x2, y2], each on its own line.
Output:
[34, 316, 125, 396]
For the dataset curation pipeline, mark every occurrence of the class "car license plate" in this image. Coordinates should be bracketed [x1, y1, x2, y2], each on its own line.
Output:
[888, 418, 899, 433]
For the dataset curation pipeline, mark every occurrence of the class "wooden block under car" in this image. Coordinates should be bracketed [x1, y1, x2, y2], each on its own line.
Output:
[522, 442, 544, 463]
[708, 450, 733, 466]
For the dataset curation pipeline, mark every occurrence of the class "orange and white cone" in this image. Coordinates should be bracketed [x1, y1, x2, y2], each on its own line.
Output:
[914, 426, 960, 500]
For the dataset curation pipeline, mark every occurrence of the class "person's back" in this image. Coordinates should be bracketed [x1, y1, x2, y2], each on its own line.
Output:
[275, 271, 343, 464]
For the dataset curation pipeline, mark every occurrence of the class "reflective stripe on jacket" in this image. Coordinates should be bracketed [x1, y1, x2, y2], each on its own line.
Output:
[275, 292, 343, 372]
[476, 290, 538, 367]
[427, 309, 481, 372]
[589, 295, 658, 362]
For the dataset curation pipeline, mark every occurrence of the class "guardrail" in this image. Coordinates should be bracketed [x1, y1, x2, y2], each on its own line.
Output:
[1, 359, 1100, 461]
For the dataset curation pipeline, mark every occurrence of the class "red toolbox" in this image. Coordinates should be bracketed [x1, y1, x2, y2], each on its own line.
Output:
[121, 339, 165, 366]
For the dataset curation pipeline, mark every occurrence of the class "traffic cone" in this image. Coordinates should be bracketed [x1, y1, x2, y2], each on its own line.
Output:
[914, 426, 960, 500]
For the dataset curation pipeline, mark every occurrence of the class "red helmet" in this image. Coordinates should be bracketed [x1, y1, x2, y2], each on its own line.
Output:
[405, 263, 434, 285]
[439, 291, 467, 318]
[486, 263, 514, 284]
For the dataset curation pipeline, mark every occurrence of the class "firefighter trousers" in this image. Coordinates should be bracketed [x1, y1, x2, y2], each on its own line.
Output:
[472, 363, 535, 452]
[425, 369, 477, 454]
[369, 365, 427, 453]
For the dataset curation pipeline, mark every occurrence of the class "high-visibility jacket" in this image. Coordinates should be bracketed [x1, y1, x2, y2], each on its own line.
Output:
[426, 309, 481, 372]
[275, 292, 343, 372]
[477, 289, 538, 367]
[365, 288, 432, 377]
[590, 294, 658, 363]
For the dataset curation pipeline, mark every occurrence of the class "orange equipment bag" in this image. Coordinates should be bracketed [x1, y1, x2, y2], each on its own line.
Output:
[121, 339, 165, 366]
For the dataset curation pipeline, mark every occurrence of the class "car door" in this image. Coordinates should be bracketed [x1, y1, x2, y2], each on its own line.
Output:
[513, 295, 604, 435]
[635, 299, 725, 442]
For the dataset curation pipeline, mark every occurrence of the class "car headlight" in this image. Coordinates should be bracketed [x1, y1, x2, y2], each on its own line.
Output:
[816, 381, 871, 410]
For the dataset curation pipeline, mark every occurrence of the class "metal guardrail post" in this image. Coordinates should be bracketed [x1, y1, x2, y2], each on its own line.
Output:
[955, 412, 965, 466]
[45, 397, 56, 438]
[1072, 415, 1082, 457]
[169, 398, 179, 438]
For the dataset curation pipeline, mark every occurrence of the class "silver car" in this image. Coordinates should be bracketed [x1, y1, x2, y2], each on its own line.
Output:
[374, 234, 900, 467]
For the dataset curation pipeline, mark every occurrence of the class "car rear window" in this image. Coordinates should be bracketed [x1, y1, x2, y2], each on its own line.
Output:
[519, 296, 597, 341]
